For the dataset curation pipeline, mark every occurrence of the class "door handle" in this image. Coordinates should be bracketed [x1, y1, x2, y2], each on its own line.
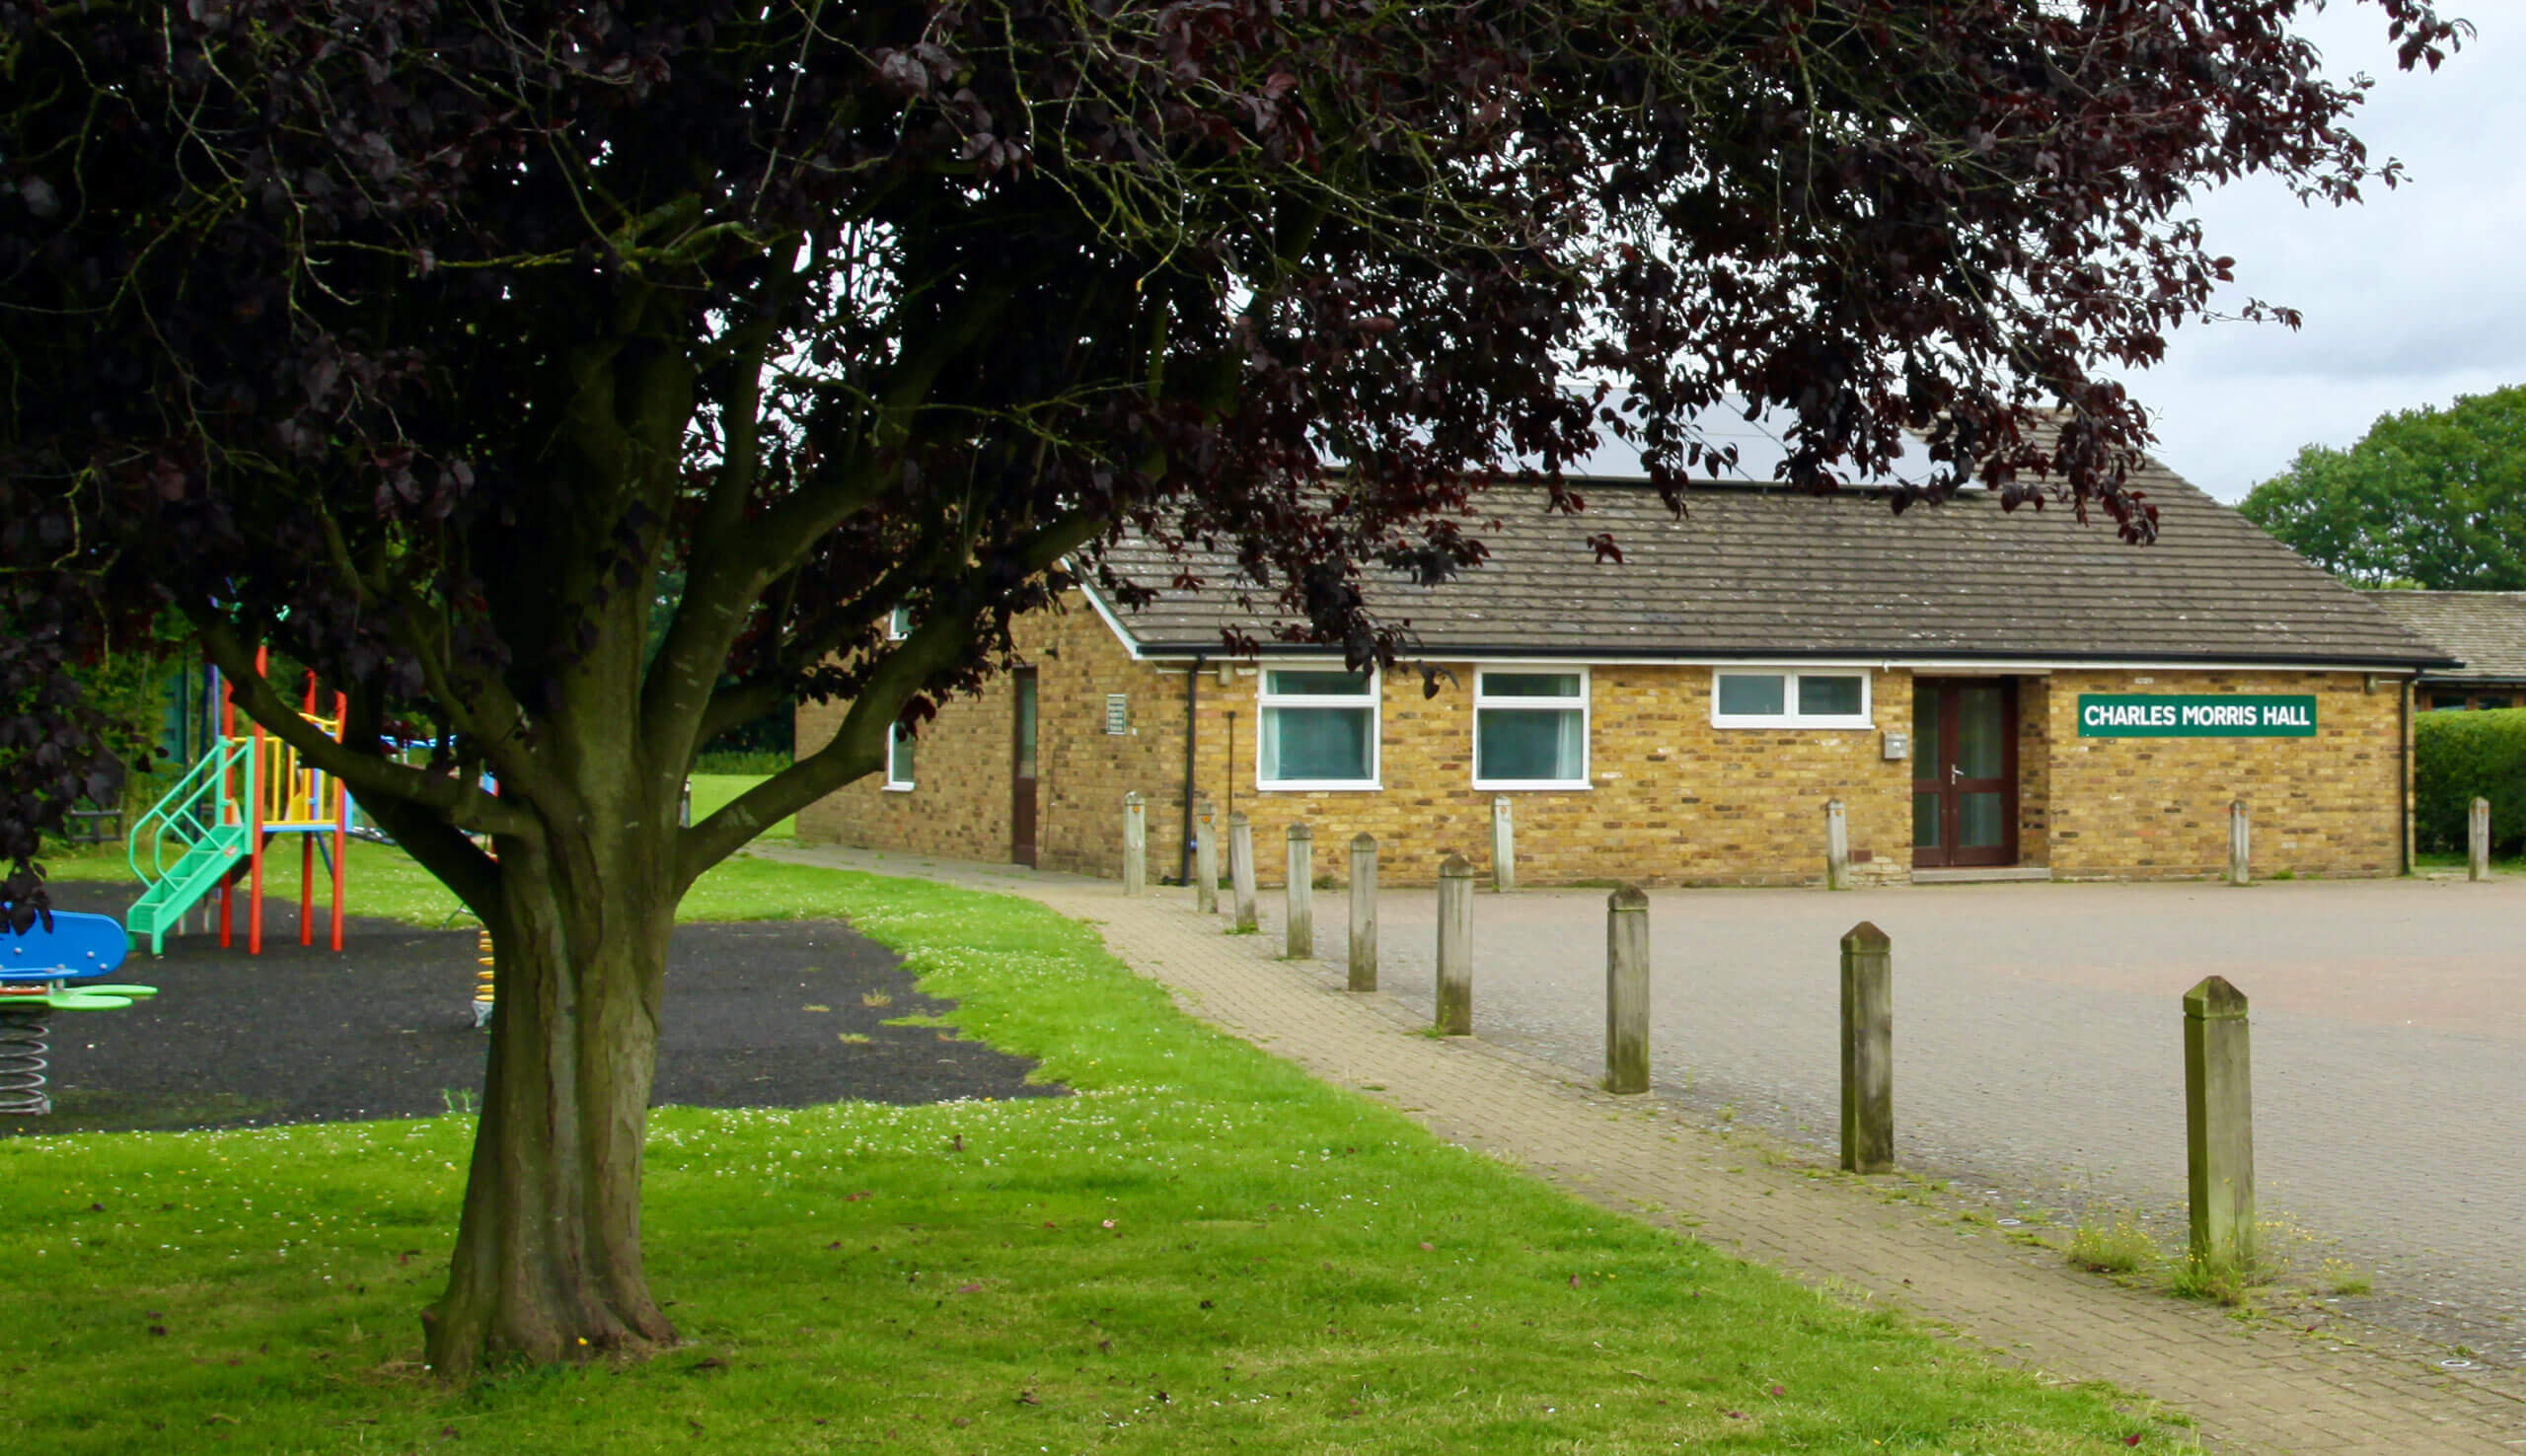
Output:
[1950, 764, 1964, 783]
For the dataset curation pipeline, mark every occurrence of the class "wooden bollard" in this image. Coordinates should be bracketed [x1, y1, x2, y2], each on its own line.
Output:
[1122, 792, 1147, 896]
[1436, 853, 1474, 1035]
[2184, 976, 2256, 1269]
[2227, 799, 2250, 886]
[1838, 921, 1894, 1174]
[2471, 796, 2491, 882]
[1491, 797, 1516, 893]
[1194, 801, 1220, 914]
[1604, 885, 1650, 1094]
[1227, 813, 1258, 932]
[1285, 822, 1314, 959]
[1348, 834, 1378, 992]
[1823, 798, 1851, 890]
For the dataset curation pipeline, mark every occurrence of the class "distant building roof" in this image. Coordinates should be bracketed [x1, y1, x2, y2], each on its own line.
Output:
[1091, 452, 2454, 669]
[2359, 592, 2526, 683]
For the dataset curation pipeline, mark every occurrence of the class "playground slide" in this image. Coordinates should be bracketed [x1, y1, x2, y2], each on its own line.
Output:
[123, 678, 352, 956]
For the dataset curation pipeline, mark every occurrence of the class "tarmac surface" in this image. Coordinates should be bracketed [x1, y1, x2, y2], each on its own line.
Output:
[6, 883, 1058, 1134]
[1332, 873, 2526, 1366]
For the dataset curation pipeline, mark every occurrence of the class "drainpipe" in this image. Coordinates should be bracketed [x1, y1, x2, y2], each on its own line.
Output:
[2400, 677, 2413, 875]
[1180, 654, 1204, 885]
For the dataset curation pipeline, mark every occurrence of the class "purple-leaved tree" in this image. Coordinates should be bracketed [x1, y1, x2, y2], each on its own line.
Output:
[0, 0, 2458, 1376]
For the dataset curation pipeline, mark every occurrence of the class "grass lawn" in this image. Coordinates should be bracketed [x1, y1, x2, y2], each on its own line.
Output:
[0, 857, 2166, 1452]
[689, 771, 796, 840]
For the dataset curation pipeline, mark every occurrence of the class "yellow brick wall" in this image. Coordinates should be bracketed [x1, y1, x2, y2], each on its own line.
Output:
[794, 599, 1194, 877]
[799, 604, 1916, 888]
[2018, 676, 2052, 866]
[1181, 663, 1910, 888]
[795, 604, 2410, 886]
[2043, 669, 2403, 880]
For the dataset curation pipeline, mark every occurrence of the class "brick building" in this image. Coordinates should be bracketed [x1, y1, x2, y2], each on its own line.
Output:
[2359, 591, 2526, 712]
[797, 455, 2450, 887]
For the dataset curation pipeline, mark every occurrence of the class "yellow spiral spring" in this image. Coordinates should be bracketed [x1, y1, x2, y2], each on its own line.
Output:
[473, 929, 495, 1029]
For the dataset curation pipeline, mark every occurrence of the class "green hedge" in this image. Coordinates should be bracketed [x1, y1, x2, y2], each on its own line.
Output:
[2414, 707, 2526, 855]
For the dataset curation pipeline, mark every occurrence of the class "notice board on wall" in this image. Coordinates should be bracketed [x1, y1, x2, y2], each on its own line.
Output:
[2076, 694, 2318, 738]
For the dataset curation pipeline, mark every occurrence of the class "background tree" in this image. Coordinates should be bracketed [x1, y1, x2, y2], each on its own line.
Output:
[2239, 386, 2526, 588]
[0, 0, 2459, 1375]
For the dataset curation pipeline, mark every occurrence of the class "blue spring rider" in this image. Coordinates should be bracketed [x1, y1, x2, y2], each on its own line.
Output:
[0, 908, 158, 1116]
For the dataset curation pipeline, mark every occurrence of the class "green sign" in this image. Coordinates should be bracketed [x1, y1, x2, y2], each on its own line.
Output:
[2076, 694, 2318, 738]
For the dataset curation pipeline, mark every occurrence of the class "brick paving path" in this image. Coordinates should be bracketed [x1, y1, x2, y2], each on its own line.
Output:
[766, 845, 2526, 1453]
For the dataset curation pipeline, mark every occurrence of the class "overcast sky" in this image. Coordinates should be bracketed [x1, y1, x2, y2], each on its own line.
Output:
[2126, 5, 2526, 501]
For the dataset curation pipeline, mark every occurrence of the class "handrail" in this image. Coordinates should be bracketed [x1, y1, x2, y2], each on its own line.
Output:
[125, 738, 252, 886]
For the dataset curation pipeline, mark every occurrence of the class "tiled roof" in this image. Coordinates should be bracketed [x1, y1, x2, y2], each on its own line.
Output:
[1090, 454, 2453, 668]
[2359, 592, 2526, 682]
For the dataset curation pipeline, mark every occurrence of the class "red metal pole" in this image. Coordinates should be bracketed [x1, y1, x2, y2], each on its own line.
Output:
[299, 835, 315, 946]
[331, 691, 347, 952]
[250, 648, 267, 956]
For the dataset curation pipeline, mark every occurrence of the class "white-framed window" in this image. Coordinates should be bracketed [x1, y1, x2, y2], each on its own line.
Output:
[884, 721, 916, 790]
[886, 606, 913, 641]
[1473, 668, 1590, 789]
[1257, 665, 1379, 789]
[1710, 668, 1873, 729]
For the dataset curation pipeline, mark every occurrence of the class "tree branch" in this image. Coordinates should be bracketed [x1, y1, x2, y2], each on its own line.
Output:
[192, 614, 542, 839]
[637, 281, 1017, 771]
[673, 506, 1107, 885]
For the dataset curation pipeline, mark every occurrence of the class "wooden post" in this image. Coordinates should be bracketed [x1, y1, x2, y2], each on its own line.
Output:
[1285, 822, 1314, 958]
[2227, 798, 2250, 886]
[1348, 834, 1378, 992]
[1490, 796, 1516, 893]
[2470, 796, 2490, 882]
[2184, 975, 2256, 1269]
[1436, 853, 1474, 1035]
[1228, 813, 1258, 932]
[1604, 885, 1650, 1094]
[1194, 801, 1220, 914]
[1122, 792, 1147, 896]
[1838, 920, 1894, 1174]
[1823, 798, 1851, 890]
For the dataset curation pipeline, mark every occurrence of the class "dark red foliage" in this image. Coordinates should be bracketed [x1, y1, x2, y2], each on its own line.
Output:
[0, 0, 2461, 906]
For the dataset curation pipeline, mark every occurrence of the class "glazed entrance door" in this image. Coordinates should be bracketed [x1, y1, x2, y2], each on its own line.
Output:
[1911, 679, 2017, 868]
[1010, 668, 1039, 867]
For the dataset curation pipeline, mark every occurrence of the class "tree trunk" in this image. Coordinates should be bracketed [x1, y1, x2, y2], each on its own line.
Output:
[422, 826, 678, 1377]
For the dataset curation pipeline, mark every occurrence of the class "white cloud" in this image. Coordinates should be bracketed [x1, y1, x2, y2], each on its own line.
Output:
[2118, 6, 2526, 499]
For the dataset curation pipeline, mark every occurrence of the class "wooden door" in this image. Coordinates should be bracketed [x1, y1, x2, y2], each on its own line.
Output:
[1911, 679, 2017, 868]
[1010, 668, 1039, 867]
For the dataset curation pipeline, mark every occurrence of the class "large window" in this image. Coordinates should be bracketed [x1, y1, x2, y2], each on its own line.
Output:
[1711, 669, 1873, 729]
[1474, 669, 1589, 788]
[885, 721, 916, 789]
[1258, 667, 1379, 788]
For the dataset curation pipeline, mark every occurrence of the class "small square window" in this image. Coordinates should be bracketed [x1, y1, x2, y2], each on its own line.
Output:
[1474, 669, 1590, 788]
[1717, 673, 1787, 717]
[1257, 667, 1378, 789]
[1713, 670, 1873, 729]
[1799, 675, 1864, 717]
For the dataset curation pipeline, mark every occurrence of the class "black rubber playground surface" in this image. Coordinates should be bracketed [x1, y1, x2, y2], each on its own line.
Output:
[7, 883, 1063, 1135]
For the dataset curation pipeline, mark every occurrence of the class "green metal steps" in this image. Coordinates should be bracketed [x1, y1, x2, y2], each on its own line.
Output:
[124, 826, 251, 955]
[124, 738, 256, 955]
